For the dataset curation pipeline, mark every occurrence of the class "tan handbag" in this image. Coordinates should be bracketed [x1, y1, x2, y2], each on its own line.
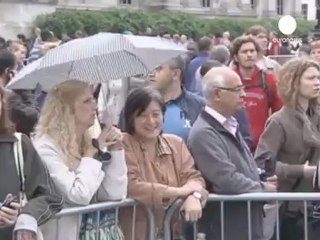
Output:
[13, 133, 44, 240]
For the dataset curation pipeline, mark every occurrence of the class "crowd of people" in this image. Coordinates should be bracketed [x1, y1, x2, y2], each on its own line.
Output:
[1, 24, 320, 240]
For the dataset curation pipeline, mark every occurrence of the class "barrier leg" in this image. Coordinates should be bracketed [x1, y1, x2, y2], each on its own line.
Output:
[220, 201, 224, 240]
[247, 201, 252, 240]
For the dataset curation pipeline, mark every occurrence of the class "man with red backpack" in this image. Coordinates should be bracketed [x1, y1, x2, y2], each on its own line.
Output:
[231, 35, 283, 153]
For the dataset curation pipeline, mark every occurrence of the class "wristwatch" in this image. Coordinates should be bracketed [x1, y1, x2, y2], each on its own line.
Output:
[92, 139, 112, 162]
[193, 191, 202, 200]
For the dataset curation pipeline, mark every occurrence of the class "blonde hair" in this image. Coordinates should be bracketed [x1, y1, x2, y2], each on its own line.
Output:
[277, 57, 320, 108]
[8, 41, 25, 52]
[36, 80, 92, 170]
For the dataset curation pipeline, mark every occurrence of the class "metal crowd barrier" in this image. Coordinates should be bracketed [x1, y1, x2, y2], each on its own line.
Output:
[267, 55, 297, 65]
[163, 192, 320, 240]
[53, 198, 156, 240]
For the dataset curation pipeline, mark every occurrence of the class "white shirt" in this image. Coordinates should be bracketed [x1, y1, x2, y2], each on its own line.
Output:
[33, 134, 128, 240]
[205, 106, 238, 137]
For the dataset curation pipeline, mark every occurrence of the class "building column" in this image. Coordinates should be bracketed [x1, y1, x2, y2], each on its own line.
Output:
[291, 0, 302, 18]
[282, 0, 291, 15]
[218, 0, 240, 14]
[227, 0, 240, 11]
[240, 0, 252, 10]
[239, 0, 257, 15]
[183, 0, 202, 8]
[257, 0, 277, 18]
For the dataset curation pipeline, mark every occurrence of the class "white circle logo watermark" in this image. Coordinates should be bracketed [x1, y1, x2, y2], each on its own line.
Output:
[278, 15, 297, 35]
[274, 15, 301, 44]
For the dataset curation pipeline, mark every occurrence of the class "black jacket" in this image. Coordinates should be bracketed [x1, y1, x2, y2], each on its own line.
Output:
[0, 133, 64, 240]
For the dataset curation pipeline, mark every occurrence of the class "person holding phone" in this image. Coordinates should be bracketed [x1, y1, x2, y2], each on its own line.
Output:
[0, 86, 64, 240]
[0, 195, 37, 240]
[0, 194, 20, 227]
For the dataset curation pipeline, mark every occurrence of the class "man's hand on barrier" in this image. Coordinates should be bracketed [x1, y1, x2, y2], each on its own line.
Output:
[181, 195, 202, 222]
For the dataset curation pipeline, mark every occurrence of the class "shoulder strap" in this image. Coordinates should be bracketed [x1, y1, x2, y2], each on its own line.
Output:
[260, 70, 273, 106]
[260, 70, 268, 91]
[13, 133, 25, 192]
[245, 70, 272, 106]
[243, 70, 267, 90]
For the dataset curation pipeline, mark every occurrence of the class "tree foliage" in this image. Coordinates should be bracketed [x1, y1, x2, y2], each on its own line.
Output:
[34, 9, 316, 39]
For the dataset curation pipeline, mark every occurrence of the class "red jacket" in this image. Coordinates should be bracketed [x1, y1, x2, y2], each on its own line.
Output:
[268, 40, 280, 56]
[234, 66, 283, 151]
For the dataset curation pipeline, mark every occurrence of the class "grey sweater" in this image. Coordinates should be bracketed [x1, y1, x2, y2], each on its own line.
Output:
[0, 133, 63, 240]
[188, 110, 266, 240]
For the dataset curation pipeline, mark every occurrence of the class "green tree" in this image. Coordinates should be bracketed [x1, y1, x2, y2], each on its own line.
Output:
[34, 9, 316, 39]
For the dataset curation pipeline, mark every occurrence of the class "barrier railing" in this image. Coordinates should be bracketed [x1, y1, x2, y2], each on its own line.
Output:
[163, 192, 320, 240]
[267, 54, 297, 65]
[52, 198, 156, 240]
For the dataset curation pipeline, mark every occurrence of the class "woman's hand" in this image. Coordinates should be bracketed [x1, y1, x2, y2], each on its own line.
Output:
[84, 127, 123, 158]
[181, 195, 202, 222]
[179, 181, 204, 197]
[98, 127, 123, 151]
[266, 175, 278, 189]
[0, 202, 20, 227]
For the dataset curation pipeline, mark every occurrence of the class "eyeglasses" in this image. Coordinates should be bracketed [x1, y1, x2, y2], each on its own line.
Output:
[216, 86, 246, 93]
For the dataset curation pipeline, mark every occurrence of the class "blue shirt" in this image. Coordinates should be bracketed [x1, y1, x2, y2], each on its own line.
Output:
[184, 53, 209, 92]
[167, 89, 205, 126]
[163, 102, 192, 142]
[234, 108, 253, 149]
[161, 90, 204, 142]
[163, 91, 252, 148]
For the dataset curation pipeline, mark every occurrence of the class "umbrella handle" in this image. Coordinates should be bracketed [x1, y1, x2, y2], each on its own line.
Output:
[93, 83, 102, 100]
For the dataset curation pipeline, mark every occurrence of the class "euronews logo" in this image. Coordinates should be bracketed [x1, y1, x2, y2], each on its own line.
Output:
[273, 15, 302, 44]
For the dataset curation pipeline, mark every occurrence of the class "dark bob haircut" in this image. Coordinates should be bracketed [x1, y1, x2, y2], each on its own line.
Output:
[124, 87, 166, 135]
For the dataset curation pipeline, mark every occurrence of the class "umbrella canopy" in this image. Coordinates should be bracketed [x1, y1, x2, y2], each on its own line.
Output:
[8, 58, 42, 87]
[7, 33, 186, 91]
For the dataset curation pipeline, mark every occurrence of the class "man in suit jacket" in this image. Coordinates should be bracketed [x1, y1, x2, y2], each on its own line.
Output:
[188, 67, 277, 240]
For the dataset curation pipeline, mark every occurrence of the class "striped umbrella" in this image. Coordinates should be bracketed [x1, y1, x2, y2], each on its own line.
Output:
[7, 58, 42, 87]
[7, 33, 186, 91]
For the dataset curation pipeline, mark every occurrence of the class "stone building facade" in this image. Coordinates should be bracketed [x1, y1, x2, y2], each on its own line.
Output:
[0, 0, 313, 39]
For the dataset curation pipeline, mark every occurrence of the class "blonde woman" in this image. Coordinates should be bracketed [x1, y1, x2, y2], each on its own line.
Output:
[33, 80, 128, 240]
[255, 58, 320, 240]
